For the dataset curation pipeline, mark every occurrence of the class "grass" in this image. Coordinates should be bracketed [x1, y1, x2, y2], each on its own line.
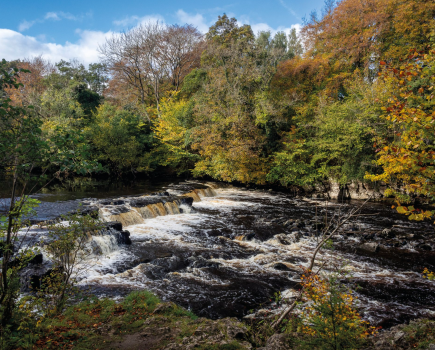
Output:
[6, 291, 201, 350]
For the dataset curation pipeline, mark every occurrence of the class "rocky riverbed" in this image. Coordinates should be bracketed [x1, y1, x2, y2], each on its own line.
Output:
[15, 180, 435, 329]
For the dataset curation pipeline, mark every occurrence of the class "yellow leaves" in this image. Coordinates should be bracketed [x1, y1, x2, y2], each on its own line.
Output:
[423, 268, 435, 281]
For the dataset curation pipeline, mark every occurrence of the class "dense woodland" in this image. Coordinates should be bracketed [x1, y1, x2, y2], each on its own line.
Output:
[2, 0, 435, 200]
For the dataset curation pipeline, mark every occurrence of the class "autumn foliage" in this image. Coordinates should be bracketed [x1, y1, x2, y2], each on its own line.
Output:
[298, 270, 378, 349]
[366, 48, 435, 219]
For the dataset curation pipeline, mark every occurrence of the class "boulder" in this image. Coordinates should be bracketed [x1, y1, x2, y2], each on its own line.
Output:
[28, 253, 43, 265]
[105, 221, 123, 232]
[380, 228, 396, 239]
[359, 242, 380, 253]
[417, 243, 432, 251]
[118, 230, 132, 245]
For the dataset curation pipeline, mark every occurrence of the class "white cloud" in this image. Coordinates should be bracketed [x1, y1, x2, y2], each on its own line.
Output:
[18, 20, 35, 32]
[18, 11, 92, 32]
[0, 28, 112, 66]
[1, 9, 302, 67]
[176, 10, 209, 33]
[239, 18, 301, 37]
[44, 12, 61, 21]
[113, 14, 165, 27]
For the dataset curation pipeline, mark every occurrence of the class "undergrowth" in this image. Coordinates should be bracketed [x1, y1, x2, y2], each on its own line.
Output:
[3, 291, 197, 350]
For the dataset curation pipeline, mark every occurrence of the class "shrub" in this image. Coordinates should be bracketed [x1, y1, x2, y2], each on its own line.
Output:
[296, 269, 377, 350]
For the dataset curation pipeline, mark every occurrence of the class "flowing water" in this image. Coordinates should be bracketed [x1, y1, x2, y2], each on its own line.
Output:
[9, 180, 435, 328]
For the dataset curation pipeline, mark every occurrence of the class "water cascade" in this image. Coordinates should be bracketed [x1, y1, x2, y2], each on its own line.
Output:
[15, 181, 435, 328]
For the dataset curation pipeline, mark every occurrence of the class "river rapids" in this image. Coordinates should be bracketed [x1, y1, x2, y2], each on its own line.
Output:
[12, 181, 435, 328]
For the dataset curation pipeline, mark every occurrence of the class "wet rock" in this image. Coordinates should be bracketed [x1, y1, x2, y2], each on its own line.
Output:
[246, 232, 256, 240]
[359, 242, 380, 253]
[234, 233, 256, 241]
[287, 232, 300, 242]
[296, 219, 305, 228]
[362, 233, 376, 240]
[76, 205, 99, 218]
[283, 219, 294, 227]
[29, 253, 43, 265]
[381, 228, 396, 238]
[152, 191, 170, 196]
[273, 234, 293, 245]
[117, 230, 132, 245]
[273, 263, 292, 271]
[188, 256, 221, 269]
[105, 221, 123, 232]
[417, 243, 432, 251]
[100, 199, 126, 206]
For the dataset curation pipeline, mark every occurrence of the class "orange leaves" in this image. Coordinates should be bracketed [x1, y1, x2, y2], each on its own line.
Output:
[366, 47, 435, 211]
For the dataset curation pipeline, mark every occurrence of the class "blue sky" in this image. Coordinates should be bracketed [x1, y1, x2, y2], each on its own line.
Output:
[1, 0, 326, 65]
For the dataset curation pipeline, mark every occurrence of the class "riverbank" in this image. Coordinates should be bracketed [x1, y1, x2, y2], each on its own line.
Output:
[7, 290, 435, 349]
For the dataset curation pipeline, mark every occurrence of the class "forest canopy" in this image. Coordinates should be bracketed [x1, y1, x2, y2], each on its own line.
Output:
[2, 0, 435, 198]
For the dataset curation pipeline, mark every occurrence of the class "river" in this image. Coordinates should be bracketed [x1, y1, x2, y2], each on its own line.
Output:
[7, 179, 435, 328]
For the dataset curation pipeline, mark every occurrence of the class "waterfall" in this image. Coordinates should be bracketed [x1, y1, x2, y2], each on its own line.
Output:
[107, 210, 144, 227]
[91, 235, 119, 255]
[95, 185, 219, 227]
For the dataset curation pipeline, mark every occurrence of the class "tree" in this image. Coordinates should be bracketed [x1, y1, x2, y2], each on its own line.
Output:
[366, 48, 435, 220]
[154, 92, 199, 173]
[268, 74, 386, 187]
[42, 213, 105, 315]
[89, 103, 155, 175]
[190, 15, 288, 184]
[287, 28, 303, 57]
[0, 59, 101, 327]
[100, 22, 203, 113]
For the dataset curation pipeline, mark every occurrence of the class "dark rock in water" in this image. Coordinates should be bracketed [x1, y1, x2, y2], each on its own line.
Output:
[29, 253, 43, 265]
[100, 199, 125, 206]
[105, 221, 123, 232]
[274, 233, 299, 245]
[118, 230, 132, 245]
[417, 243, 432, 251]
[380, 228, 396, 238]
[283, 219, 294, 227]
[246, 232, 256, 240]
[359, 242, 380, 253]
[77, 205, 99, 218]
[189, 255, 221, 269]
[273, 234, 292, 245]
[273, 263, 291, 271]
[296, 220, 305, 228]
[362, 233, 376, 240]
[180, 197, 194, 206]
[151, 191, 170, 196]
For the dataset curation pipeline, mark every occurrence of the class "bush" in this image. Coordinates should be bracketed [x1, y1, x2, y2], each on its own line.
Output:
[296, 269, 377, 350]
